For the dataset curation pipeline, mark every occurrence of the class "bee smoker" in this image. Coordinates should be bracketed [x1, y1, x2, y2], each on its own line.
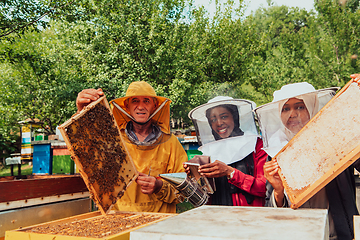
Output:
[159, 172, 209, 207]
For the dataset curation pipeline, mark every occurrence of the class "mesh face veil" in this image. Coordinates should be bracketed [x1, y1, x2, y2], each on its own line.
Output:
[279, 93, 318, 141]
[189, 96, 260, 165]
[254, 83, 338, 158]
[110, 81, 172, 147]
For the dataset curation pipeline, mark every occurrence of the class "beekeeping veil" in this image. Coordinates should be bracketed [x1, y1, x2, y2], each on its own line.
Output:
[254, 82, 338, 158]
[189, 96, 259, 165]
[110, 81, 172, 147]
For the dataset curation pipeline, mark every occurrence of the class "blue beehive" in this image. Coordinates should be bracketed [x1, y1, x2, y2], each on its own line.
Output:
[32, 144, 52, 174]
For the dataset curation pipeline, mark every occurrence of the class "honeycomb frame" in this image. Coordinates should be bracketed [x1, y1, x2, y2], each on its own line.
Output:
[58, 96, 138, 214]
[273, 80, 360, 209]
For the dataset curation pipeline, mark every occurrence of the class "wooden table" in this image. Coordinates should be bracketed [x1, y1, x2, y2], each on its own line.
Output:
[5, 157, 21, 176]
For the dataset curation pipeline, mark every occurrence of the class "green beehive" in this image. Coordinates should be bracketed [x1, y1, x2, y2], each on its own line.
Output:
[186, 150, 202, 161]
[52, 155, 74, 174]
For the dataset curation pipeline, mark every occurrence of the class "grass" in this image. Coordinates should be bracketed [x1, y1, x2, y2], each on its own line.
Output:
[176, 201, 194, 213]
[0, 163, 33, 177]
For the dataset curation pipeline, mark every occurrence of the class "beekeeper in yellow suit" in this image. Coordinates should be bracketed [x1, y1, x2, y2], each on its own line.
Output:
[76, 81, 187, 213]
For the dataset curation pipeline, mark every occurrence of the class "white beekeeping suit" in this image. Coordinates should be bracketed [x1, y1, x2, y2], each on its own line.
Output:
[189, 96, 260, 164]
[254, 82, 338, 158]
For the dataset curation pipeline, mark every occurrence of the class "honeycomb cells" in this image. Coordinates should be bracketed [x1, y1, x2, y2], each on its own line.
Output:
[63, 101, 136, 213]
[28, 212, 166, 238]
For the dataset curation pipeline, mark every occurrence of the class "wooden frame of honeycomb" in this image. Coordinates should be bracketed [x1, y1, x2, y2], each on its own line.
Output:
[5, 210, 174, 240]
[58, 96, 138, 215]
[273, 80, 360, 209]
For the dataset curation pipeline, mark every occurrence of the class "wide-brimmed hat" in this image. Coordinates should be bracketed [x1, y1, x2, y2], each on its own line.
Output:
[256, 83, 339, 111]
[188, 96, 259, 165]
[110, 81, 171, 134]
[189, 96, 258, 145]
[273, 82, 316, 102]
[254, 82, 339, 157]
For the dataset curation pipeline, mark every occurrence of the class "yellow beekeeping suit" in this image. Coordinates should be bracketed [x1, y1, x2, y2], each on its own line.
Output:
[110, 81, 187, 213]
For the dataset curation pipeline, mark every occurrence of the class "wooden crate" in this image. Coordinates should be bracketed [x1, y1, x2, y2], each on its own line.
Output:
[58, 96, 138, 215]
[273, 80, 360, 209]
[0, 175, 90, 239]
[0, 175, 87, 205]
[5, 210, 174, 240]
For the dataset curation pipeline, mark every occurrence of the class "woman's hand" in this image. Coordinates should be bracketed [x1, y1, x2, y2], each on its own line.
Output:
[198, 160, 234, 178]
[350, 74, 360, 85]
[263, 160, 285, 207]
[76, 88, 104, 112]
[136, 172, 163, 194]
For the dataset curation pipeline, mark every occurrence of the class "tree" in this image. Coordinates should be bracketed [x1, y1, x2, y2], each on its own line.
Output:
[309, 0, 360, 85]
[246, 1, 360, 101]
[0, 24, 88, 134]
[0, 0, 198, 130]
[1, 0, 359, 147]
[0, 0, 92, 38]
[247, 5, 316, 100]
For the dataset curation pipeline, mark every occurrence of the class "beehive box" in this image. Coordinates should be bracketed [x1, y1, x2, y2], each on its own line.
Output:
[52, 143, 74, 174]
[130, 206, 328, 240]
[354, 215, 360, 240]
[58, 96, 138, 215]
[274, 80, 360, 209]
[5, 210, 174, 240]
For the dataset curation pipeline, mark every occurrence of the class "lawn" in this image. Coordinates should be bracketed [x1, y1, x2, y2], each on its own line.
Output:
[0, 163, 33, 177]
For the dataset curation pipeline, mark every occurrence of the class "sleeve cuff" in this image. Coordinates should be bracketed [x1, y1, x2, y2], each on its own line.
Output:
[154, 180, 173, 201]
[270, 191, 286, 208]
[227, 169, 235, 180]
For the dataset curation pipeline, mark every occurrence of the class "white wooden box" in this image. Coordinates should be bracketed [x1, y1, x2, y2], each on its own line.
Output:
[130, 205, 328, 240]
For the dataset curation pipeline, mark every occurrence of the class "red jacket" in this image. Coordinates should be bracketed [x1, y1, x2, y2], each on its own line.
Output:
[228, 138, 267, 206]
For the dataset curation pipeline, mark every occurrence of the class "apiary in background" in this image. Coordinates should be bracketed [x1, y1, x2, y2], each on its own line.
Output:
[58, 96, 139, 215]
[5, 210, 174, 240]
[273, 80, 360, 209]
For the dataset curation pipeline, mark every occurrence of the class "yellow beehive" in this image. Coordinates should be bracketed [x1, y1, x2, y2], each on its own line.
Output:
[5, 211, 174, 240]
[58, 96, 138, 215]
[274, 80, 360, 209]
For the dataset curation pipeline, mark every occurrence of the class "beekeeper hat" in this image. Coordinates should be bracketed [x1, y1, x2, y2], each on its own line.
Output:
[110, 81, 171, 134]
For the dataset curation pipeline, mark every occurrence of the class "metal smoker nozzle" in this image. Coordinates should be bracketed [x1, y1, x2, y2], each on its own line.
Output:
[159, 172, 209, 207]
[159, 172, 187, 187]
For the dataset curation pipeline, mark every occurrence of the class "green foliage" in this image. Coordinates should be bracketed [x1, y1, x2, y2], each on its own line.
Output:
[248, 5, 318, 100]
[0, 0, 359, 154]
[0, 25, 87, 134]
[311, 0, 360, 85]
[0, 102, 20, 159]
[0, 0, 91, 38]
[247, 1, 360, 100]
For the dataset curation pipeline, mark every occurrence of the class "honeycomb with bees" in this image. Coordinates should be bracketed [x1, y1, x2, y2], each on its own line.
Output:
[23, 211, 172, 239]
[274, 81, 360, 209]
[58, 96, 138, 215]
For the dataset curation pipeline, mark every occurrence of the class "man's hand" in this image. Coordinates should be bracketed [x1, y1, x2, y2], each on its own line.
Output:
[198, 160, 234, 178]
[76, 88, 104, 112]
[350, 74, 360, 85]
[136, 172, 163, 194]
[263, 160, 285, 207]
